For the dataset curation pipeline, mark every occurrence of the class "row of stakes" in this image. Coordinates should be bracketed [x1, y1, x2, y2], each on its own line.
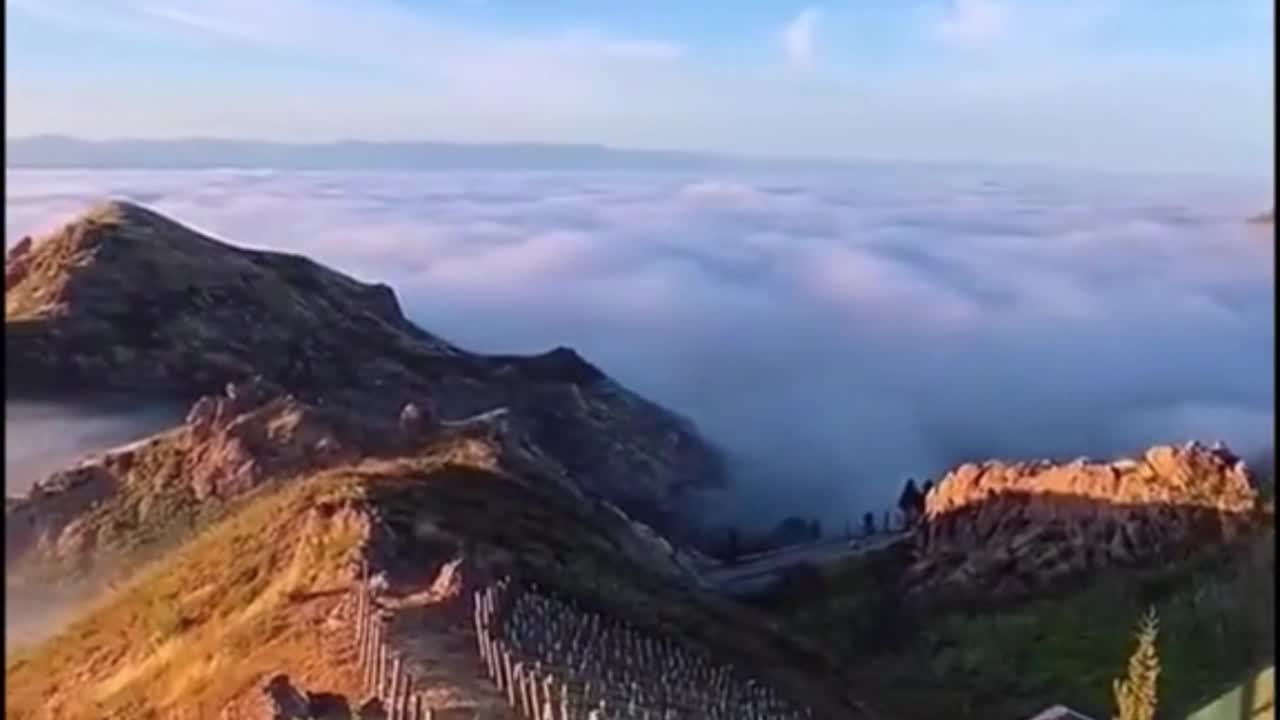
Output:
[353, 566, 436, 720]
[354, 567, 818, 720]
[471, 582, 816, 720]
[472, 579, 587, 720]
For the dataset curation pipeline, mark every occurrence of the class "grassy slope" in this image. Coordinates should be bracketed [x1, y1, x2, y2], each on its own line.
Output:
[6, 439, 865, 720]
[4, 475, 368, 720]
[358, 453, 864, 720]
[761, 525, 1275, 720]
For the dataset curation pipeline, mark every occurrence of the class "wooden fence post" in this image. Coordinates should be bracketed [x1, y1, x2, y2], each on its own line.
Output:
[363, 622, 371, 693]
[365, 617, 380, 693]
[501, 661, 517, 702]
[355, 586, 363, 645]
[527, 670, 540, 720]
[554, 679, 567, 720]
[388, 654, 402, 720]
[501, 645, 515, 698]
[401, 672, 415, 720]
[372, 618, 383, 693]
[521, 667, 534, 719]
[356, 588, 368, 670]
[376, 635, 388, 699]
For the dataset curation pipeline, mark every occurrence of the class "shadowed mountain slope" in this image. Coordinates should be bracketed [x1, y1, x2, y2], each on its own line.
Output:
[5, 201, 726, 535]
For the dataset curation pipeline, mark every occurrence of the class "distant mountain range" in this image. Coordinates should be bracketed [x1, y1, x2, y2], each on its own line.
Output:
[6, 135, 793, 171]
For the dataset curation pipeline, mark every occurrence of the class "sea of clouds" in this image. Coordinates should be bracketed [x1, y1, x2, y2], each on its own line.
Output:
[4, 167, 1274, 526]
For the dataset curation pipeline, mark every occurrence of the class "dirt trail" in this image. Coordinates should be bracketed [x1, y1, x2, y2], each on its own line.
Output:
[384, 582, 518, 720]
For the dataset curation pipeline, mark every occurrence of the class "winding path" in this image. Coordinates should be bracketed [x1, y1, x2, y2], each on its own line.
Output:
[700, 531, 912, 596]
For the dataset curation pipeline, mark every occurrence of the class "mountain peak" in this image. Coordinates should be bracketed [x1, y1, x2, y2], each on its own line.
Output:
[81, 197, 156, 222]
[5, 202, 726, 533]
[36, 198, 201, 252]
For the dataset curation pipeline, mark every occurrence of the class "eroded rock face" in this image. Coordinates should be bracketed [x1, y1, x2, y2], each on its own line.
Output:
[4, 236, 35, 287]
[4, 201, 725, 534]
[906, 443, 1264, 602]
[183, 377, 359, 502]
[4, 381, 370, 568]
[6, 464, 119, 563]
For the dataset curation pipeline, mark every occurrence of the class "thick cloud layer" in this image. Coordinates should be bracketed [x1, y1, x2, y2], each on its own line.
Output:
[5, 400, 186, 497]
[5, 168, 1274, 527]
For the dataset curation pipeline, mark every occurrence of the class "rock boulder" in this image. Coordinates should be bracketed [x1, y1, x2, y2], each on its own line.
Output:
[906, 442, 1264, 602]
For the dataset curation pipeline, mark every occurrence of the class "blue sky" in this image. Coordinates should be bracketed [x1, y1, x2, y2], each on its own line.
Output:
[6, 0, 1275, 176]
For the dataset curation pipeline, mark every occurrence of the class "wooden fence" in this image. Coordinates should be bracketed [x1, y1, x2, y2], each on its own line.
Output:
[352, 565, 436, 720]
[471, 577, 815, 720]
[216, 562, 816, 719]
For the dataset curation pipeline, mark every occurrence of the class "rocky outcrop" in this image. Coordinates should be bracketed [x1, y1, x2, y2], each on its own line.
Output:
[905, 442, 1265, 602]
[4, 201, 725, 534]
[5, 464, 119, 563]
[4, 379, 378, 568]
[260, 675, 355, 720]
[262, 675, 311, 719]
[5, 369, 707, 591]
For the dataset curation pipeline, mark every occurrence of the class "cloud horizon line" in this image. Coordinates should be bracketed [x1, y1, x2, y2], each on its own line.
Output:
[5, 167, 1274, 529]
[7, 135, 1273, 183]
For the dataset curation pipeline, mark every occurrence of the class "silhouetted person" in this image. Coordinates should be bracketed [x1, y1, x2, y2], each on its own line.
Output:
[898, 478, 924, 526]
[862, 512, 875, 537]
[726, 528, 740, 564]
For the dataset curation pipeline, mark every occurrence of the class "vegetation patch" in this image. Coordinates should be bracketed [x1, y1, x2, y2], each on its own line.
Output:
[4, 475, 367, 720]
[758, 526, 1274, 720]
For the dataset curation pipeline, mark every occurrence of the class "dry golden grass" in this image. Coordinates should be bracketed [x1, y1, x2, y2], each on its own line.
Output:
[356, 453, 864, 720]
[4, 473, 369, 719]
[5, 433, 864, 720]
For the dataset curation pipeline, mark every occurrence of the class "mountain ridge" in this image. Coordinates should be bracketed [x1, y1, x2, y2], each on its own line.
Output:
[4, 373, 854, 720]
[5, 200, 1272, 720]
[6, 202, 854, 718]
[5, 200, 727, 536]
[5, 135, 752, 171]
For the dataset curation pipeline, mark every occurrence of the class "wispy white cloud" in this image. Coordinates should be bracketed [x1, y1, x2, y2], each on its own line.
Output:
[136, 4, 279, 45]
[14, 0, 685, 89]
[5, 168, 1273, 522]
[6, 0, 1272, 177]
[7, 0, 699, 147]
[781, 8, 822, 69]
[932, 0, 1009, 48]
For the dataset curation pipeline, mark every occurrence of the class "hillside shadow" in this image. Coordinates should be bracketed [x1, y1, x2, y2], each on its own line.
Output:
[753, 488, 1273, 720]
[362, 461, 870, 720]
[910, 488, 1267, 607]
